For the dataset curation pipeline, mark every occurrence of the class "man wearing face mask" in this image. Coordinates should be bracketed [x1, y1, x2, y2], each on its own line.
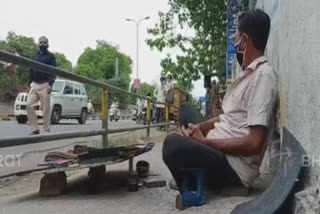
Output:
[154, 76, 167, 130]
[163, 9, 279, 199]
[27, 36, 56, 135]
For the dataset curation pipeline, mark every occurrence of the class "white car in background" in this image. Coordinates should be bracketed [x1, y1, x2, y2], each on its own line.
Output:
[14, 79, 88, 124]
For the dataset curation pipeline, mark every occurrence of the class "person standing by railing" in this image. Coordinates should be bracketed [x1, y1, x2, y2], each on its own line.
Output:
[27, 36, 56, 135]
[154, 76, 167, 131]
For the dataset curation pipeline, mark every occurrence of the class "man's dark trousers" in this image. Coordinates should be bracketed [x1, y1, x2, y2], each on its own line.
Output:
[162, 104, 241, 190]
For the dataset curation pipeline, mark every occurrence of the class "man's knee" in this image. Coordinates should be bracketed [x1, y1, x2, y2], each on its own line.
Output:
[162, 134, 183, 164]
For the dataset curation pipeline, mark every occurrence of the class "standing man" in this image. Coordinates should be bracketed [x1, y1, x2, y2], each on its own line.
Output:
[87, 100, 94, 119]
[163, 9, 279, 202]
[166, 75, 174, 90]
[154, 76, 167, 130]
[27, 36, 56, 135]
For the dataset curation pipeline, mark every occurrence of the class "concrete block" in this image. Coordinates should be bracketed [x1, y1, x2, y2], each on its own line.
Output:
[39, 172, 67, 196]
[143, 177, 166, 188]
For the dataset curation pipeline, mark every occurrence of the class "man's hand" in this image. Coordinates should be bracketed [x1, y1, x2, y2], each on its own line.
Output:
[187, 123, 200, 136]
[47, 85, 52, 94]
[181, 126, 192, 137]
[189, 124, 206, 143]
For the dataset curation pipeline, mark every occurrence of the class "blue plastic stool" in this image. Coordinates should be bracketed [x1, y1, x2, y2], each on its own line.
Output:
[176, 169, 206, 210]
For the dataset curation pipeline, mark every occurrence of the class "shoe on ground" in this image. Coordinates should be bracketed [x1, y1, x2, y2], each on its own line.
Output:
[29, 130, 40, 135]
[176, 194, 184, 210]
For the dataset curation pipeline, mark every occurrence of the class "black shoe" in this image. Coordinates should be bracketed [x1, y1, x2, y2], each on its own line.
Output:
[29, 130, 40, 135]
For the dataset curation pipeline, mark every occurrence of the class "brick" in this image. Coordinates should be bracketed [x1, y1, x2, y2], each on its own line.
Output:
[39, 172, 67, 196]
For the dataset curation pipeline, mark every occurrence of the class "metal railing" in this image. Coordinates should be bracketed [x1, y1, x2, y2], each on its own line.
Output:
[0, 51, 179, 148]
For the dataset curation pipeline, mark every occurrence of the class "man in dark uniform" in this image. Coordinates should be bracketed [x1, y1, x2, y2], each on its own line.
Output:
[27, 36, 56, 135]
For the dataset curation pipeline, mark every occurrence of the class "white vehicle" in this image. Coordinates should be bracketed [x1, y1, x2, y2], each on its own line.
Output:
[14, 79, 88, 125]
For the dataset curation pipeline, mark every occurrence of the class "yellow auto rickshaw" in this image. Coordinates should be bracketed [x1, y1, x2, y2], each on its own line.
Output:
[166, 86, 191, 122]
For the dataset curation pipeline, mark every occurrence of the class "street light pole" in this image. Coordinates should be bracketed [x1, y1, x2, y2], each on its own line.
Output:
[126, 16, 150, 87]
[136, 21, 139, 79]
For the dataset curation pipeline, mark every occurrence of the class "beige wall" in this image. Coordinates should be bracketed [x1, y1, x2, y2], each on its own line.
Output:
[255, 0, 320, 213]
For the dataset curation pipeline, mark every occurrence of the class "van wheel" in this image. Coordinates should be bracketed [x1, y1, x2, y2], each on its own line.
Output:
[51, 106, 61, 124]
[16, 115, 28, 124]
[78, 109, 87, 124]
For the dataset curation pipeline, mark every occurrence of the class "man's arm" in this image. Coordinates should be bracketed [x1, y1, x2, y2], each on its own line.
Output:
[28, 70, 34, 88]
[201, 125, 267, 156]
[198, 117, 220, 135]
[48, 53, 57, 86]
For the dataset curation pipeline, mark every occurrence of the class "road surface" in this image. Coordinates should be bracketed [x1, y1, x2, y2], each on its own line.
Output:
[0, 119, 139, 138]
[0, 119, 145, 178]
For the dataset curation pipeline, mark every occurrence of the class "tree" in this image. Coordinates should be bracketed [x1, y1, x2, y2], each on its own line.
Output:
[0, 32, 38, 101]
[140, 83, 156, 99]
[128, 82, 156, 106]
[75, 40, 133, 108]
[0, 32, 73, 102]
[147, 0, 249, 90]
[54, 53, 73, 71]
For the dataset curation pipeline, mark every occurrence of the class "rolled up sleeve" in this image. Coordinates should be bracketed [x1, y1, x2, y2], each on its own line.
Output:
[247, 74, 278, 128]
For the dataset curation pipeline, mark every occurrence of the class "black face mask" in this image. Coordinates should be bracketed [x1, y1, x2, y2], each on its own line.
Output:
[235, 44, 244, 70]
[39, 45, 48, 52]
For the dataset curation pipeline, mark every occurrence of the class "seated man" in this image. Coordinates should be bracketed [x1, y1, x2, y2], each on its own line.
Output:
[163, 9, 279, 192]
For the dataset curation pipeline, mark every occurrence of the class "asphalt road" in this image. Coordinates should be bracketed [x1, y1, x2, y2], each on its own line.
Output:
[0, 119, 139, 138]
[0, 119, 145, 178]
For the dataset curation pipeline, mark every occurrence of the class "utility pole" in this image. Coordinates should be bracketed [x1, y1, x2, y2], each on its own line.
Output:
[126, 16, 150, 93]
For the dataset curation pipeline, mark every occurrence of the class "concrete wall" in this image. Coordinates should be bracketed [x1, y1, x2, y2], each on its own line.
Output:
[255, 0, 320, 213]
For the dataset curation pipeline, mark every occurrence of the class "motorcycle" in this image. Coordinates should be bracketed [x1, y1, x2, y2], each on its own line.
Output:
[136, 108, 156, 125]
[110, 109, 120, 122]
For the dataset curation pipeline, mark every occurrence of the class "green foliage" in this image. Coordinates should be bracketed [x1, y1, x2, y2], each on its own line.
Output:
[76, 41, 132, 80]
[6, 31, 39, 58]
[54, 53, 73, 72]
[0, 32, 38, 102]
[0, 32, 73, 102]
[75, 40, 133, 108]
[107, 76, 132, 109]
[147, 0, 254, 89]
[140, 83, 156, 99]
[128, 82, 156, 105]
[147, 0, 228, 90]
